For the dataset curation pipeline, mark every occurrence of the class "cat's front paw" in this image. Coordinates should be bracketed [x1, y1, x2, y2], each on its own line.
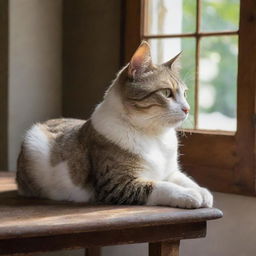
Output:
[175, 188, 203, 209]
[199, 187, 213, 208]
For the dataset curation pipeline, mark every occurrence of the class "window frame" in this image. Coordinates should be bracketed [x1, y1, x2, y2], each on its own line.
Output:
[123, 0, 256, 195]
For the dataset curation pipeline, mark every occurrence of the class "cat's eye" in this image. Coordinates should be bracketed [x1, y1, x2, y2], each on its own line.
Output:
[184, 90, 188, 98]
[161, 89, 173, 98]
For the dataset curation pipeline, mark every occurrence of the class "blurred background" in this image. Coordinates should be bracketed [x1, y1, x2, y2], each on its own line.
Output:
[1, 1, 256, 256]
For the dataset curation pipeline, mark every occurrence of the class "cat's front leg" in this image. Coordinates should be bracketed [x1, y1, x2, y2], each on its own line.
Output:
[147, 181, 203, 209]
[95, 173, 202, 208]
[167, 171, 213, 208]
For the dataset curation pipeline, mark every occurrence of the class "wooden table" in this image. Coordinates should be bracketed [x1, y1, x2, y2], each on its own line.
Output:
[0, 172, 222, 256]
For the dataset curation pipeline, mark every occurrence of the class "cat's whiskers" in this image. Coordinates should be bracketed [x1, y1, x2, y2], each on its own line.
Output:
[145, 112, 184, 121]
[144, 113, 170, 121]
[183, 115, 194, 126]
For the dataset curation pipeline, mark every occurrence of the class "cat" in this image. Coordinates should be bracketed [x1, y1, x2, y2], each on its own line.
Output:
[16, 41, 213, 208]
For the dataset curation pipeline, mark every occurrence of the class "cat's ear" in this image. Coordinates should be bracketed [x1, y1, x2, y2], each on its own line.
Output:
[128, 41, 153, 79]
[163, 51, 182, 73]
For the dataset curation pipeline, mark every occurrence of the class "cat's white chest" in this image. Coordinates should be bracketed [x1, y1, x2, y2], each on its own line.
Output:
[139, 130, 178, 181]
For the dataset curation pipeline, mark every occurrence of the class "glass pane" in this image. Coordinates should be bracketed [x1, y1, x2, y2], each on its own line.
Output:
[198, 36, 238, 131]
[201, 0, 240, 32]
[148, 38, 196, 129]
[145, 0, 196, 35]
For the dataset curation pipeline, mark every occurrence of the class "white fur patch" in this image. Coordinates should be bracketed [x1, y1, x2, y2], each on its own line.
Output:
[91, 88, 179, 182]
[24, 124, 93, 202]
[147, 181, 203, 208]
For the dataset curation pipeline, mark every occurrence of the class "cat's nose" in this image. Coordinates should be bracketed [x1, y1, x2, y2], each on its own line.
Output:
[182, 107, 190, 114]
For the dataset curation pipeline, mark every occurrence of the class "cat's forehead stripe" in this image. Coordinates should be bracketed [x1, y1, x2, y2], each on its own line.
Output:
[171, 74, 180, 88]
[167, 76, 179, 90]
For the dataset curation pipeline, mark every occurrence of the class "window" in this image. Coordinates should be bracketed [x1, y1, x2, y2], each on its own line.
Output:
[144, 0, 239, 131]
[124, 0, 256, 195]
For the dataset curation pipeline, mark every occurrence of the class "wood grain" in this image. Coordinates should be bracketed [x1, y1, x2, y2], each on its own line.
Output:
[0, 222, 206, 255]
[179, 132, 236, 169]
[0, 173, 221, 251]
[0, 193, 221, 240]
[235, 0, 256, 194]
[0, 173, 222, 255]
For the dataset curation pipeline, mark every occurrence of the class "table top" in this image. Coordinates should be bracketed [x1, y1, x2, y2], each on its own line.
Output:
[0, 172, 222, 240]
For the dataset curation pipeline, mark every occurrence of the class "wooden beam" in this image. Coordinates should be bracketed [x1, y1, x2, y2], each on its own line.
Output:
[0, 222, 206, 255]
[142, 30, 238, 39]
[235, 0, 256, 194]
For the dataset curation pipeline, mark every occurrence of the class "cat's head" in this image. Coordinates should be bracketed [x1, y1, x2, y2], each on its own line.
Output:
[109, 41, 190, 134]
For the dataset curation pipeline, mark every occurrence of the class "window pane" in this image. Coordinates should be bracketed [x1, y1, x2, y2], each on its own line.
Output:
[144, 0, 196, 35]
[198, 36, 238, 131]
[148, 38, 196, 129]
[201, 0, 240, 32]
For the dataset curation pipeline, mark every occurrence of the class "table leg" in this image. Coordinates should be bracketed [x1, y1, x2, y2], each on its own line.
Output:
[85, 247, 101, 256]
[149, 241, 180, 256]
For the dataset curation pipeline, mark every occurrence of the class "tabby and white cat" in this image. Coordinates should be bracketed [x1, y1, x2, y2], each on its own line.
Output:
[16, 42, 213, 208]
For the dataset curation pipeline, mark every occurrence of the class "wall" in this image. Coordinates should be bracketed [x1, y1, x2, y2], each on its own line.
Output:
[8, 0, 62, 170]
[62, 0, 121, 119]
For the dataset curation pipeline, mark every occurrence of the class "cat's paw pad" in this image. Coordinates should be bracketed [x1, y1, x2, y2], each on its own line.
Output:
[175, 188, 203, 209]
[199, 187, 213, 208]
